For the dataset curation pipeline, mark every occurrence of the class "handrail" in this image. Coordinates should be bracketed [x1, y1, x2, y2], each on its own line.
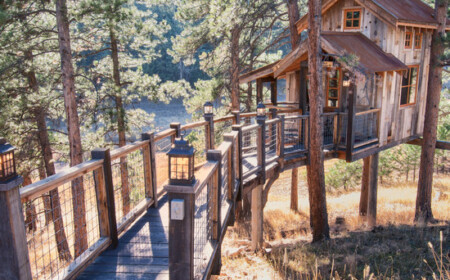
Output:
[241, 123, 259, 133]
[213, 115, 235, 123]
[180, 120, 208, 131]
[284, 114, 309, 120]
[355, 108, 381, 116]
[20, 159, 104, 203]
[110, 140, 149, 160]
[154, 128, 176, 141]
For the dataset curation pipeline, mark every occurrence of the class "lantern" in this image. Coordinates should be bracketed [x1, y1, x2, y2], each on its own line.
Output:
[257, 103, 266, 119]
[343, 76, 351, 87]
[0, 139, 17, 182]
[203, 101, 213, 116]
[323, 61, 333, 68]
[167, 137, 195, 186]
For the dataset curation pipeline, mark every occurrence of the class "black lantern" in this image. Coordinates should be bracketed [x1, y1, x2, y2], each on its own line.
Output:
[167, 137, 195, 185]
[203, 101, 213, 116]
[0, 139, 17, 182]
[257, 103, 266, 119]
[343, 75, 351, 87]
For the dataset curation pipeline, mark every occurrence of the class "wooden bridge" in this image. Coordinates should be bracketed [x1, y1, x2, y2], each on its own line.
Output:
[2, 106, 384, 280]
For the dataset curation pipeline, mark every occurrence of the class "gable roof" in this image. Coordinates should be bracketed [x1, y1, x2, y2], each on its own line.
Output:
[296, 0, 449, 33]
[239, 32, 408, 83]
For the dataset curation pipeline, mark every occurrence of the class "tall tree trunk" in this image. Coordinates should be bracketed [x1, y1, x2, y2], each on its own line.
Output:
[110, 26, 130, 215]
[38, 162, 52, 225]
[306, 0, 329, 242]
[25, 50, 72, 260]
[287, 0, 300, 49]
[23, 175, 37, 233]
[230, 25, 241, 111]
[359, 157, 370, 217]
[246, 82, 253, 111]
[415, 0, 447, 223]
[287, 0, 301, 211]
[55, 0, 87, 258]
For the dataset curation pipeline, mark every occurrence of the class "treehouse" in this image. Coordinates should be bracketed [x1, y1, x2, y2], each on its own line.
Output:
[239, 0, 449, 163]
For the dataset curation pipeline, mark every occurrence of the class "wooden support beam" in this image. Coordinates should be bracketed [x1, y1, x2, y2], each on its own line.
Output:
[346, 89, 356, 162]
[291, 168, 298, 211]
[256, 78, 263, 104]
[0, 176, 32, 280]
[251, 183, 263, 251]
[408, 138, 450, 150]
[299, 68, 307, 112]
[142, 132, 158, 207]
[270, 80, 277, 106]
[367, 153, 379, 228]
[204, 114, 215, 150]
[92, 148, 119, 248]
[359, 157, 370, 219]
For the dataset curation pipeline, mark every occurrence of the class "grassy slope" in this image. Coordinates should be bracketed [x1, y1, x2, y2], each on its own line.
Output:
[218, 164, 450, 279]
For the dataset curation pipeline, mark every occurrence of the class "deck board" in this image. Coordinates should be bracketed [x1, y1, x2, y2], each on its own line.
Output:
[77, 196, 170, 280]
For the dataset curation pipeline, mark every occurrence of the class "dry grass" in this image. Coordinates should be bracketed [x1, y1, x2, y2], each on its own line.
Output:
[219, 167, 450, 280]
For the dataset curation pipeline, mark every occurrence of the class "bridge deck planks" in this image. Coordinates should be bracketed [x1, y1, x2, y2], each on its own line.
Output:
[77, 196, 170, 280]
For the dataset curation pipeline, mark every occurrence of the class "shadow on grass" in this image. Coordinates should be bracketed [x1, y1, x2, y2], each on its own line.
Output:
[266, 224, 449, 279]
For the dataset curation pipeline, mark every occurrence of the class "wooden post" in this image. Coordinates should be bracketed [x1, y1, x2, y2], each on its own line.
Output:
[232, 125, 244, 197]
[256, 117, 266, 183]
[279, 115, 285, 158]
[142, 132, 158, 207]
[204, 113, 215, 150]
[92, 148, 119, 248]
[251, 183, 263, 251]
[0, 176, 32, 280]
[270, 80, 277, 106]
[367, 153, 379, 228]
[224, 133, 237, 227]
[232, 111, 240, 125]
[256, 78, 263, 104]
[291, 169, 298, 211]
[207, 150, 222, 275]
[299, 68, 307, 113]
[359, 157, 370, 219]
[170, 122, 181, 142]
[166, 187, 195, 280]
[346, 89, 356, 162]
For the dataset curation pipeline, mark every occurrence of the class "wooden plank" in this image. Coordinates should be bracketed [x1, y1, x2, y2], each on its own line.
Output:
[154, 129, 176, 142]
[77, 272, 168, 280]
[110, 141, 148, 161]
[367, 153, 379, 228]
[251, 184, 263, 251]
[354, 108, 381, 116]
[213, 115, 234, 124]
[346, 90, 356, 162]
[180, 120, 208, 131]
[408, 138, 450, 150]
[20, 159, 103, 202]
[93, 165, 110, 238]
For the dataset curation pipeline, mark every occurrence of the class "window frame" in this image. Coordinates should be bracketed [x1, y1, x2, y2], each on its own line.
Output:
[343, 8, 363, 30]
[404, 31, 413, 49]
[414, 32, 423, 49]
[400, 65, 419, 107]
[325, 67, 341, 109]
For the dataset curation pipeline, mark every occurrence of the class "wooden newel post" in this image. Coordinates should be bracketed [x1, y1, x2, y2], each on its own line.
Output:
[204, 108, 215, 150]
[0, 176, 32, 280]
[232, 124, 244, 199]
[224, 132, 238, 227]
[256, 116, 266, 183]
[346, 88, 356, 162]
[142, 132, 158, 208]
[279, 115, 285, 159]
[232, 110, 240, 125]
[165, 184, 196, 280]
[170, 123, 181, 143]
[92, 148, 119, 248]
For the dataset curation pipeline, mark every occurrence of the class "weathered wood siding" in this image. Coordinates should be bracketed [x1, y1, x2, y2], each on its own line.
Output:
[321, 0, 432, 145]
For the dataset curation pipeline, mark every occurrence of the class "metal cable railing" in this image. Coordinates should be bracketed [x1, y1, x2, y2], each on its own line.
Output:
[284, 116, 309, 154]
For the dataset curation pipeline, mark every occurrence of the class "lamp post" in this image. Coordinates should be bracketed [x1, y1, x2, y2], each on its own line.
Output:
[0, 138, 31, 279]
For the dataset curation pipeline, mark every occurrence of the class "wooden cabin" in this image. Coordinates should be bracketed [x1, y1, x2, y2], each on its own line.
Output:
[239, 0, 450, 162]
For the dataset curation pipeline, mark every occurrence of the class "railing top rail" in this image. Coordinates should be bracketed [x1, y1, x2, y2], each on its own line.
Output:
[213, 115, 235, 123]
[180, 120, 208, 131]
[110, 140, 149, 160]
[223, 130, 238, 140]
[241, 123, 259, 133]
[217, 141, 232, 157]
[20, 159, 104, 203]
[240, 112, 257, 118]
[284, 114, 309, 120]
[276, 108, 303, 114]
[265, 118, 281, 125]
[322, 112, 339, 117]
[154, 128, 176, 141]
[355, 108, 381, 116]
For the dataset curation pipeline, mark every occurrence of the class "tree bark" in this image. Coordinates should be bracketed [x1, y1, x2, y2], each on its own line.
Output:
[306, 0, 330, 242]
[287, 0, 300, 49]
[110, 26, 130, 215]
[230, 25, 241, 111]
[25, 49, 72, 261]
[415, 0, 447, 223]
[246, 82, 253, 111]
[359, 157, 370, 217]
[55, 0, 87, 258]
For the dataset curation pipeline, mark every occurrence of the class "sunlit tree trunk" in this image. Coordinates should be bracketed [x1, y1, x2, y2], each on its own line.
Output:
[230, 25, 241, 111]
[306, 0, 330, 242]
[55, 0, 87, 257]
[415, 0, 447, 223]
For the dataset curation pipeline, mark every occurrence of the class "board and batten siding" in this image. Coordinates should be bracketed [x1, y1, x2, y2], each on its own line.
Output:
[320, 0, 432, 145]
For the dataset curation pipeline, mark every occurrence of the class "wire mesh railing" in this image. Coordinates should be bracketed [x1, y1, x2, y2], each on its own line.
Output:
[354, 109, 380, 148]
[241, 125, 260, 177]
[154, 133, 174, 195]
[265, 120, 279, 163]
[110, 148, 146, 229]
[22, 165, 103, 280]
[214, 118, 234, 146]
[323, 113, 338, 148]
[283, 116, 309, 154]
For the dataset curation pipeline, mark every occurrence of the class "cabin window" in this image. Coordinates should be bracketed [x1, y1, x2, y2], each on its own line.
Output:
[343, 8, 362, 30]
[414, 33, 423, 49]
[404, 32, 412, 49]
[400, 66, 419, 106]
[326, 68, 341, 108]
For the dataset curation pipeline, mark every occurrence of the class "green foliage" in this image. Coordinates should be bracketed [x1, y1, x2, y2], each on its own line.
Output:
[325, 160, 362, 192]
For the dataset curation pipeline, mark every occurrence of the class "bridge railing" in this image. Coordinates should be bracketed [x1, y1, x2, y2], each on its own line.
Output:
[165, 131, 239, 280]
